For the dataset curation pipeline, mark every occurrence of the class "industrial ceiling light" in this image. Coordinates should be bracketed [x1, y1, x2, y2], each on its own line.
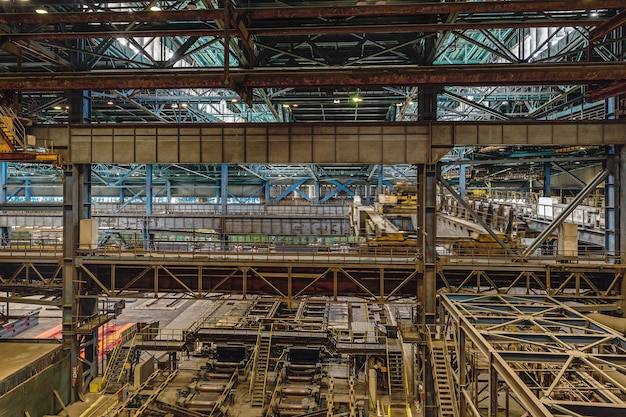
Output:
[107, 100, 114, 105]
[150, 5, 162, 11]
[351, 96, 363, 103]
[333, 99, 341, 104]
[181, 102, 188, 108]
[292, 103, 299, 108]
[171, 103, 179, 109]
[35, 8, 48, 14]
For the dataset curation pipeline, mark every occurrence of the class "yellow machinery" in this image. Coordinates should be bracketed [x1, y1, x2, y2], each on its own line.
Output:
[351, 181, 418, 247]
[0, 106, 60, 163]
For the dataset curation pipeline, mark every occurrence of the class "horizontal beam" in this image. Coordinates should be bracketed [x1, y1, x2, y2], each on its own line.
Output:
[1, 19, 604, 41]
[32, 121, 626, 164]
[0, 2, 621, 25]
[3, 63, 626, 91]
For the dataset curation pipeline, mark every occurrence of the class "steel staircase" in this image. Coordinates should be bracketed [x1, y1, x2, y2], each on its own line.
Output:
[105, 343, 135, 393]
[0, 107, 26, 151]
[428, 335, 459, 417]
[250, 324, 273, 407]
[387, 349, 405, 402]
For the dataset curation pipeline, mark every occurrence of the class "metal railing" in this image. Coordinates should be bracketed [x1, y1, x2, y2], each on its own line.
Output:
[0, 106, 26, 149]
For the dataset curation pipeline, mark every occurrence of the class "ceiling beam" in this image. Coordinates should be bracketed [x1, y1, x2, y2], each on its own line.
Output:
[2, 63, 625, 91]
[0, 19, 604, 41]
[0, 2, 622, 26]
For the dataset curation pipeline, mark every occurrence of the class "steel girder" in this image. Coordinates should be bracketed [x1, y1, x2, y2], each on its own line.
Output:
[440, 294, 626, 416]
[438, 264, 624, 307]
[74, 259, 421, 302]
[3, 63, 626, 91]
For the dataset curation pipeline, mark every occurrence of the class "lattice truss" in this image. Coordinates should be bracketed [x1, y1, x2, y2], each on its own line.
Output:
[0, 1, 621, 123]
[440, 294, 626, 417]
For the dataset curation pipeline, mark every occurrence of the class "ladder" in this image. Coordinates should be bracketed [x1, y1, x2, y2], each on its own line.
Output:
[387, 349, 406, 403]
[428, 336, 459, 417]
[250, 324, 273, 407]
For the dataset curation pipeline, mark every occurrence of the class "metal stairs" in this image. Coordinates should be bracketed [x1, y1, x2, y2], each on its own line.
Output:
[0, 107, 26, 151]
[387, 349, 405, 402]
[429, 338, 459, 417]
[250, 325, 273, 407]
[105, 344, 135, 393]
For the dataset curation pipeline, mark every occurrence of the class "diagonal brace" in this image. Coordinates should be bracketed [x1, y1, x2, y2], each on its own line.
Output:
[438, 173, 517, 257]
[521, 168, 608, 260]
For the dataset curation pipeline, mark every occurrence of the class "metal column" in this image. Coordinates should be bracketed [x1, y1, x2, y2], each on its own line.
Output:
[62, 166, 80, 402]
[0, 162, 6, 203]
[145, 164, 153, 215]
[543, 161, 551, 197]
[24, 175, 31, 202]
[606, 148, 618, 258]
[459, 163, 467, 199]
[78, 164, 92, 219]
[143, 164, 153, 251]
[77, 164, 98, 383]
[377, 164, 384, 199]
[221, 164, 228, 214]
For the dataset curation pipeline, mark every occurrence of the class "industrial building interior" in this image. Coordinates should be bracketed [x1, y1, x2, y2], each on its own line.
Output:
[1, 1, 626, 417]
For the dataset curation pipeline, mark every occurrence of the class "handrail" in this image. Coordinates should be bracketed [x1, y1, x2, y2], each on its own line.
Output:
[102, 340, 122, 384]
[209, 368, 239, 417]
[117, 333, 137, 383]
[385, 337, 392, 417]
[441, 330, 459, 416]
[259, 324, 274, 409]
[0, 106, 26, 149]
[249, 322, 264, 397]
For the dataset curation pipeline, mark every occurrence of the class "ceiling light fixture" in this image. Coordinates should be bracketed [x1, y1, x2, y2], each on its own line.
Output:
[35, 8, 48, 14]
[150, 6, 162, 12]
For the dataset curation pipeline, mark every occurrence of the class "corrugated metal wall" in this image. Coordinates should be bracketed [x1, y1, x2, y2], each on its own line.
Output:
[0, 355, 70, 417]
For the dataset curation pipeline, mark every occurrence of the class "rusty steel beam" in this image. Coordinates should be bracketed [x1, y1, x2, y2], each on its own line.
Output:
[586, 82, 626, 102]
[244, 1, 625, 20]
[0, 19, 604, 41]
[1, 63, 625, 91]
[589, 9, 626, 42]
[0, 1, 623, 26]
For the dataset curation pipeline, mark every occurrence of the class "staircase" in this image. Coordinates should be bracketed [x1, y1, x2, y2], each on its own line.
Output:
[0, 107, 26, 150]
[387, 349, 405, 402]
[105, 344, 135, 393]
[429, 338, 458, 417]
[250, 325, 273, 407]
